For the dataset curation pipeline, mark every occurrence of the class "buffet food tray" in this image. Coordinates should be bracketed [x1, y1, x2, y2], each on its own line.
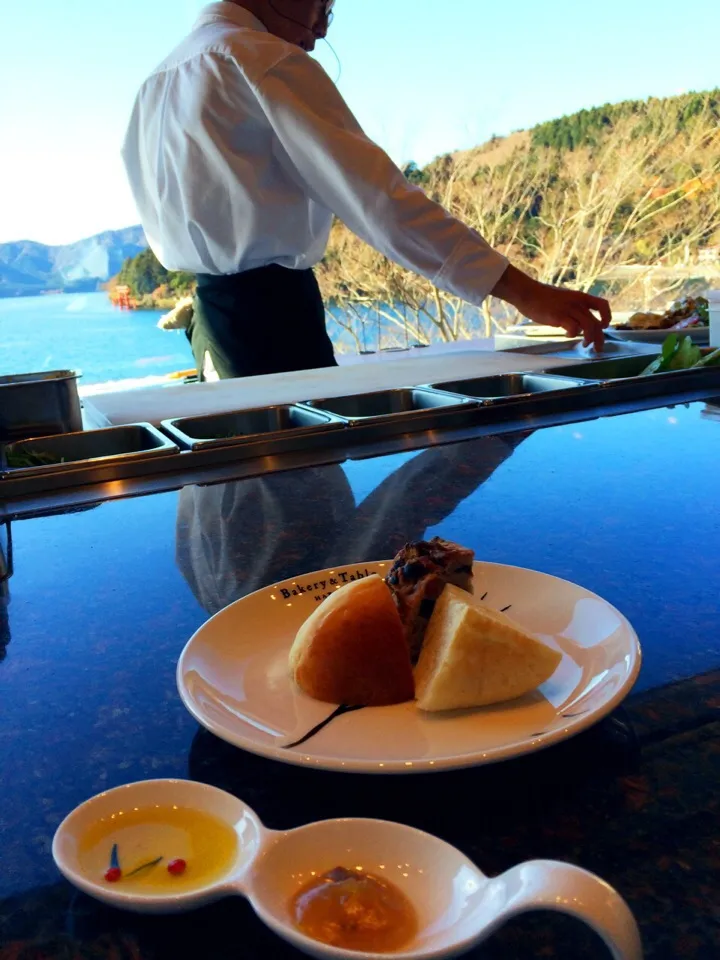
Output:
[0, 369, 83, 442]
[0, 424, 178, 490]
[301, 387, 478, 436]
[162, 404, 345, 453]
[1, 367, 719, 503]
[425, 373, 592, 402]
[547, 355, 666, 380]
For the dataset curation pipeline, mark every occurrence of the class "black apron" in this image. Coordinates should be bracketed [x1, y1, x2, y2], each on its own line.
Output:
[187, 264, 337, 380]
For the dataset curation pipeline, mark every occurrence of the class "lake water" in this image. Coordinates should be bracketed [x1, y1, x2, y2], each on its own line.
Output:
[0, 291, 511, 398]
[0, 292, 390, 392]
[0, 293, 192, 390]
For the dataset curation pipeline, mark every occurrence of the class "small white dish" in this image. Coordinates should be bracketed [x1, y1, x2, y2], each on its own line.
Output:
[177, 561, 641, 773]
[51, 778, 264, 913]
[53, 778, 643, 960]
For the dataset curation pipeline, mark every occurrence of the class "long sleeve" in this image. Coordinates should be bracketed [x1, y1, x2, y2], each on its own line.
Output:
[254, 51, 508, 306]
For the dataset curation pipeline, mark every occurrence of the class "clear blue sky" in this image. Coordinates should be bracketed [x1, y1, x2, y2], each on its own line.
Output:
[1, 0, 718, 245]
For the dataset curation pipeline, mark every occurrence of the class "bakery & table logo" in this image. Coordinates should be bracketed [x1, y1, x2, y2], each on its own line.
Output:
[279, 568, 374, 603]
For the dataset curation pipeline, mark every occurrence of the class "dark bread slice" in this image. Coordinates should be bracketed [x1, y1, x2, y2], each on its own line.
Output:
[385, 537, 475, 663]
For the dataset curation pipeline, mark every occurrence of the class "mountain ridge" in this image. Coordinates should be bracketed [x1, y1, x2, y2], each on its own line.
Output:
[0, 225, 146, 298]
[5, 87, 719, 303]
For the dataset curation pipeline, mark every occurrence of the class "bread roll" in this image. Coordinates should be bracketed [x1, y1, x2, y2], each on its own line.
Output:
[385, 537, 475, 663]
[289, 575, 415, 707]
[414, 584, 562, 712]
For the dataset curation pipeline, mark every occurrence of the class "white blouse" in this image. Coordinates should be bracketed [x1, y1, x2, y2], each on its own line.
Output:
[121, 2, 507, 305]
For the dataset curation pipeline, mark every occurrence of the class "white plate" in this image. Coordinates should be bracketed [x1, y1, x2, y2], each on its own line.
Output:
[177, 561, 641, 774]
[607, 326, 709, 344]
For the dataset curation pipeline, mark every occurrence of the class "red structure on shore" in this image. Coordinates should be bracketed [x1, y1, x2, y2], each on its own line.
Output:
[110, 285, 136, 310]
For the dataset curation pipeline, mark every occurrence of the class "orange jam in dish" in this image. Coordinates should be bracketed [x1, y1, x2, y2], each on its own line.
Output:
[291, 866, 418, 953]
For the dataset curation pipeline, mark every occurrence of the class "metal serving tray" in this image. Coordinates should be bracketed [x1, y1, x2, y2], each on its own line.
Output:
[546, 355, 661, 380]
[161, 404, 344, 454]
[0, 370, 82, 442]
[4, 377, 720, 510]
[303, 388, 477, 434]
[0, 424, 178, 480]
[426, 373, 591, 402]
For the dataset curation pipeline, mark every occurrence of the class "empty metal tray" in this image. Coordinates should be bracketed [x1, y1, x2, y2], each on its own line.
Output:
[0, 423, 178, 479]
[304, 388, 474, 421]
[426, 373, 590, 402]
[546, 355, 661, 380]
[0, 369, 82, 442]
[301, 388, 478, 440]
[161, 404, 344, 453]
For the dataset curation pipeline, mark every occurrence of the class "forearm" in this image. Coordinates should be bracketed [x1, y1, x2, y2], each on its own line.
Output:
[490, 263, 540, 311]
[259, 53, 507, 304]
[353, 181, 509, 305]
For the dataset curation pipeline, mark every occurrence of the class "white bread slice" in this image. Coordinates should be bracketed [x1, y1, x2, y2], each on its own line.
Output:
[414, 584, 562, 712]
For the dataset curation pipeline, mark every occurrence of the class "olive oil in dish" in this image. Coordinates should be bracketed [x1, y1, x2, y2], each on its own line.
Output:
[79, 805, 238, 892]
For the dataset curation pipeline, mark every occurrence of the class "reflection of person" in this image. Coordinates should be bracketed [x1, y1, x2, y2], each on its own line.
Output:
[122, 1, 609, 382]
[0, 586, 9, 661]
[176, 433, 529, 615]
[0, 524, 10, 660]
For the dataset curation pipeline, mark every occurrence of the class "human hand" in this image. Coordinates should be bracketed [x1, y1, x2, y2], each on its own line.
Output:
[492, 265, 611, 351]
[518, 282, 611, 350]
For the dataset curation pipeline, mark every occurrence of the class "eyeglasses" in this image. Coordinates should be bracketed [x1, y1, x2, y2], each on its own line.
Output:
[323, 0, 335, 24]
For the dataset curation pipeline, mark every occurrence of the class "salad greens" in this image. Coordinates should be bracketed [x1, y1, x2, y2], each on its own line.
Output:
[640, 334, 720, 376]
[696, 297, 710, 326]
[4, 449, 65, 468]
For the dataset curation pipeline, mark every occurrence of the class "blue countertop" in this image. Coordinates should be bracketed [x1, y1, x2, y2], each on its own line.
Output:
[1, 397, 719, 957]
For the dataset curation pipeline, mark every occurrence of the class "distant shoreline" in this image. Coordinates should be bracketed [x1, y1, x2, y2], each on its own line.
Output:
[0, 287, 107, 300]
[0, 287, 178, 313]
[0, 289, 168, 313]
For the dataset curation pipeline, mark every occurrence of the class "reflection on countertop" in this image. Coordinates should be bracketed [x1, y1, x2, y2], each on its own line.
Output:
[0, 400, 718, 958]
[175, 433, 528, 614]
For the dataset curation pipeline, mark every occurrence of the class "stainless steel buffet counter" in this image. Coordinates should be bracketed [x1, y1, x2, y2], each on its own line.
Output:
[2, 342, 718, 518]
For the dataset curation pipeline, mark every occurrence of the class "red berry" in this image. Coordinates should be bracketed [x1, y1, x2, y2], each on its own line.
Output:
[104, 867, 122, 883]
[167, 858, 186, 876]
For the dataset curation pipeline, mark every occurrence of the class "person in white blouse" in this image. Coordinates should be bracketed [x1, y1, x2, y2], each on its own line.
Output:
[122, 0, 610, 381]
